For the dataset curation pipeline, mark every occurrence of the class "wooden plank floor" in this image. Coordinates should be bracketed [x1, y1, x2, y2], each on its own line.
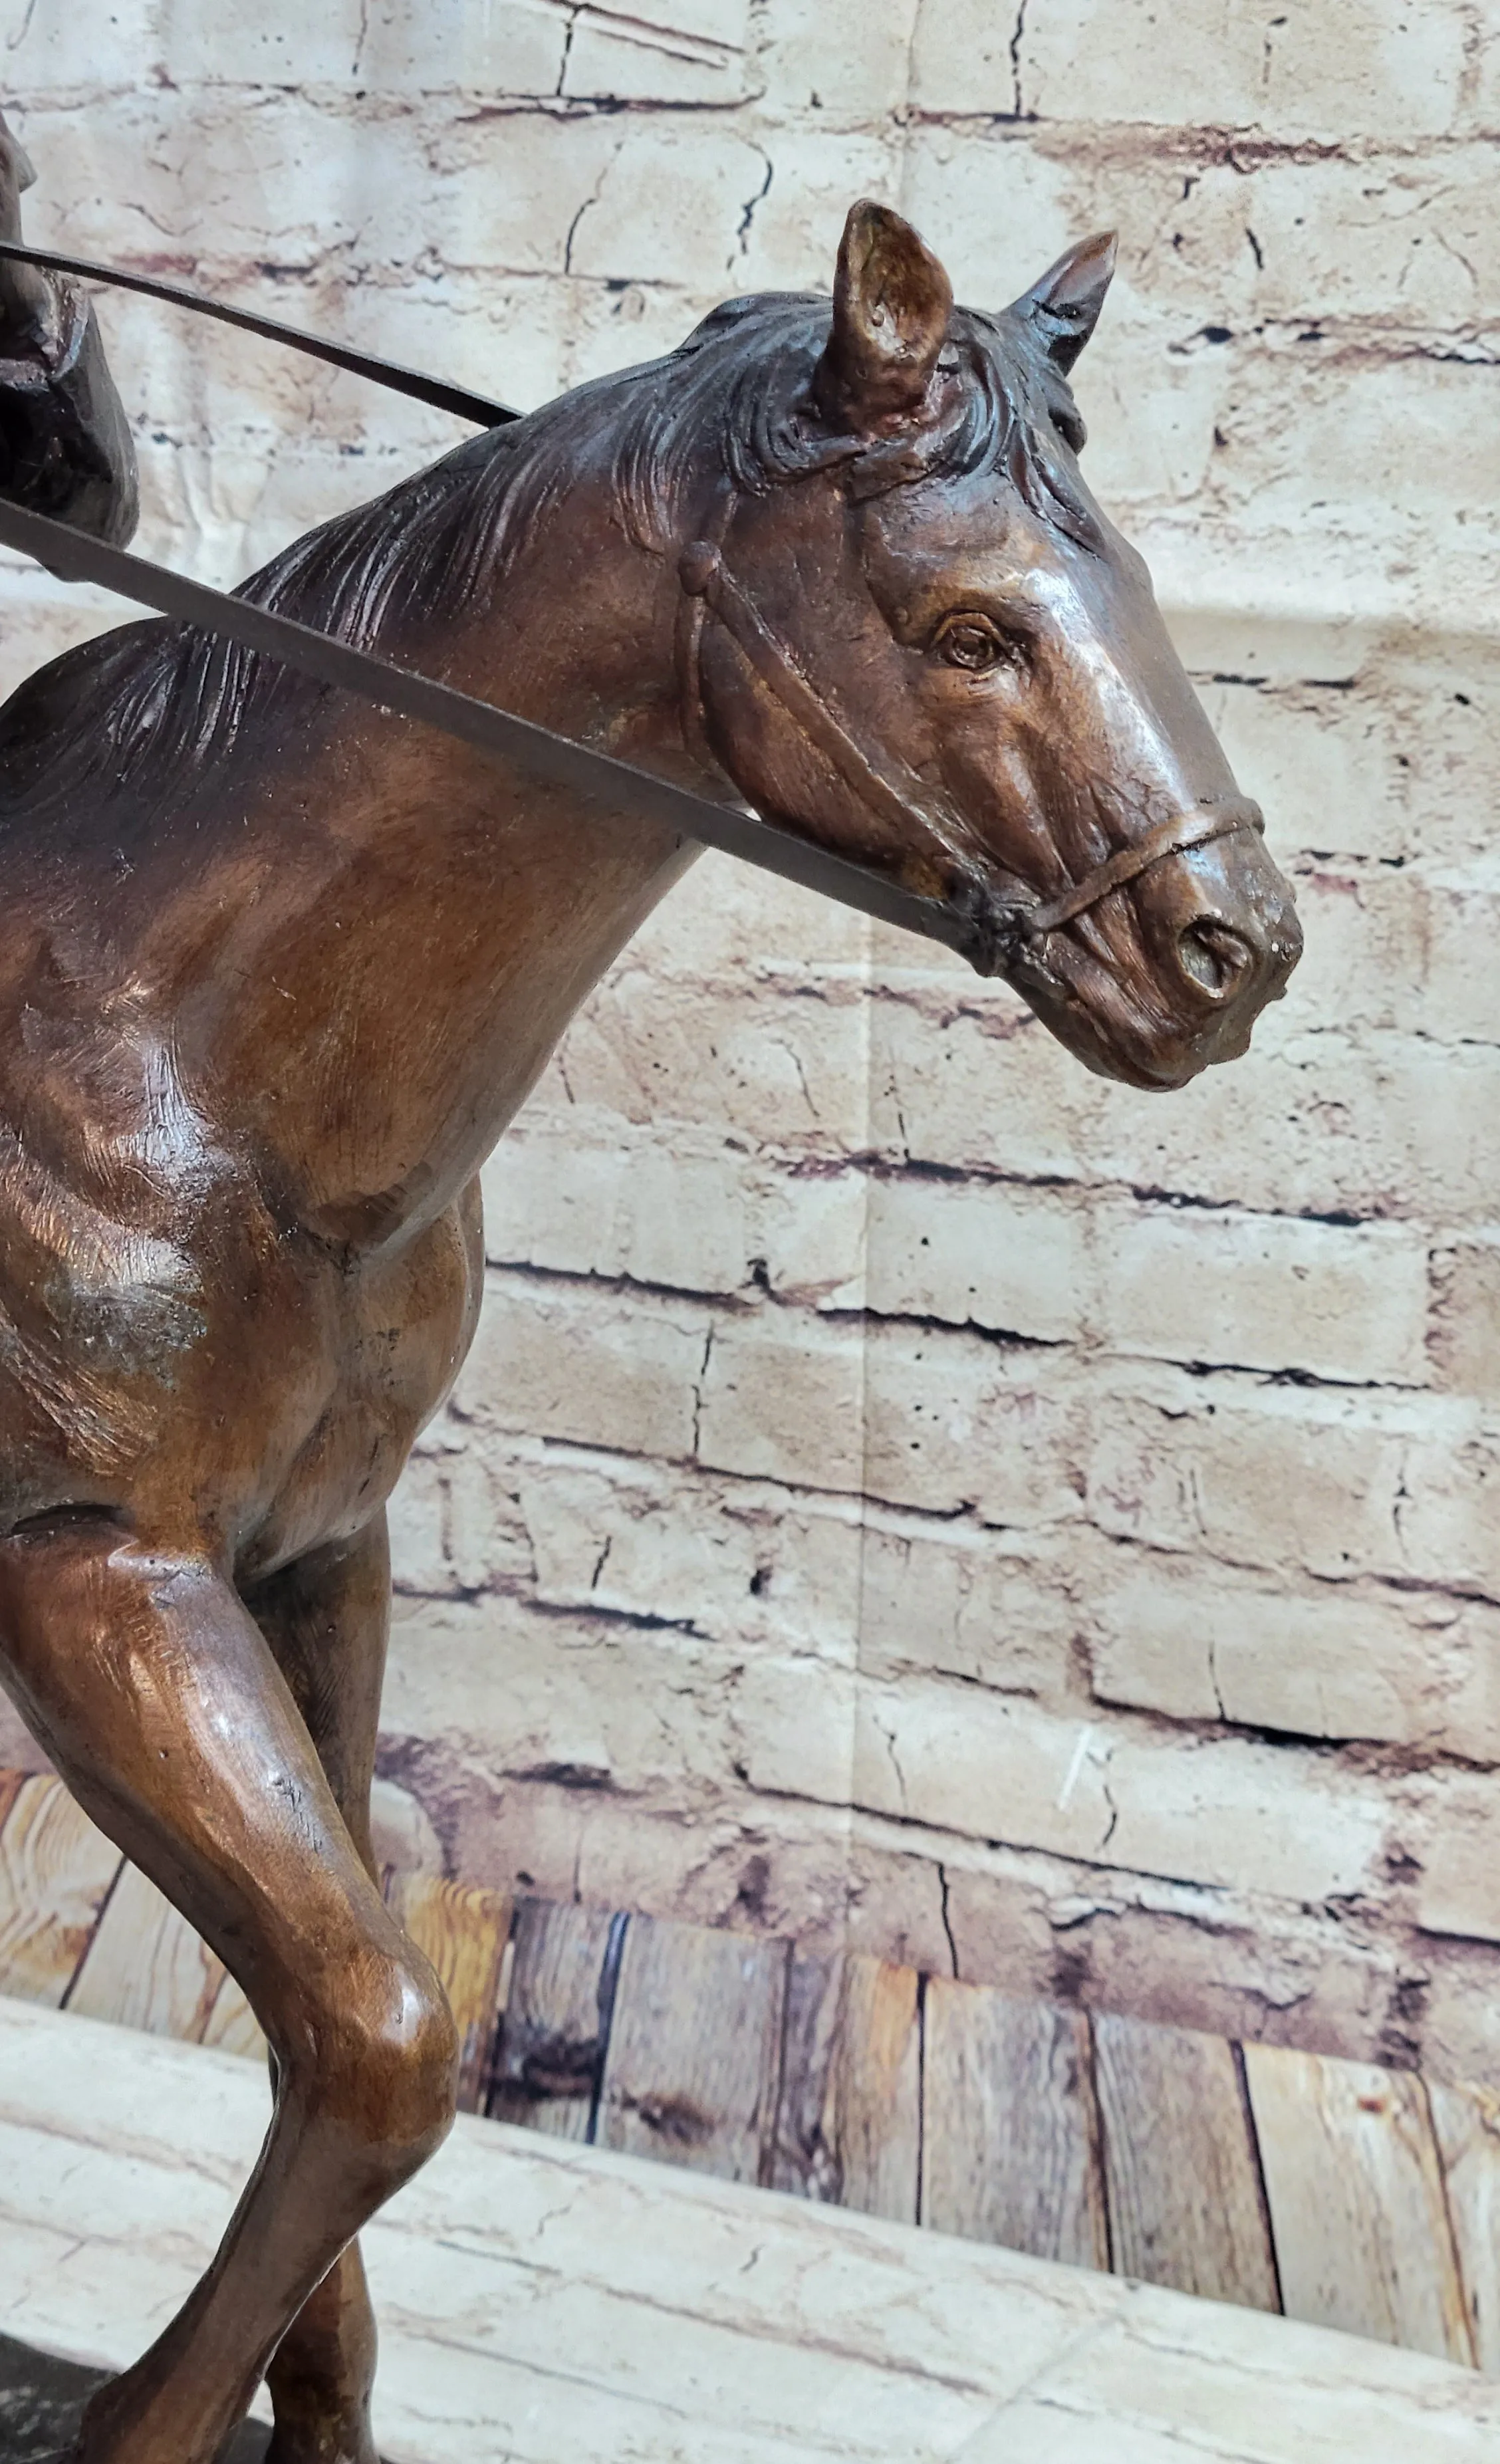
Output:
[1, 1770, 1495, 2376]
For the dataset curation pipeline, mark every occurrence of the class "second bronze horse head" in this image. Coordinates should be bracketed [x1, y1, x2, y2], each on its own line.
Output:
[675, 200, 1301, 1086]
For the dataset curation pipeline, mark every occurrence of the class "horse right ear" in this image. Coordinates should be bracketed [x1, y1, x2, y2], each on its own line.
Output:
[1009, 231, 1118, 375]
[813, 200, 953, 435]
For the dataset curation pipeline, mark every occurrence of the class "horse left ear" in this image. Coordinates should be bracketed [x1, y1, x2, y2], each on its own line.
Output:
[1011, 231, 1118, 375]
[814, 199, 953, 434]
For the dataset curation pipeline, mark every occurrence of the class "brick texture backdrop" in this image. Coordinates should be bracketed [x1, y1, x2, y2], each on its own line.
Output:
[2, 0, 1499, 2082]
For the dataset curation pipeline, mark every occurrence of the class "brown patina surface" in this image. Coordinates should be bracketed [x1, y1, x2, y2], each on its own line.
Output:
[0, 109, 1298, 2464]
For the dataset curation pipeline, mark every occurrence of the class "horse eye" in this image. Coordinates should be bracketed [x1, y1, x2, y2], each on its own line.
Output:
[938, 618, 1009, 674]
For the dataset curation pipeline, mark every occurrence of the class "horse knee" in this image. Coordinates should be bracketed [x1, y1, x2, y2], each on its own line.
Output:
[303, 1949, 459, 2169]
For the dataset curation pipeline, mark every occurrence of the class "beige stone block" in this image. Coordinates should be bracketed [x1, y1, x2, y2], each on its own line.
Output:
[1192, 671, 1404, 866]
[479, 1135, 753, 1295]
[1105, 1729, 1386, 1904]
[151, 0, 571, 90]
[1416, 1951, 1500, 2091]
[854, 1679, 1384, 1901]
[761, 1168, 868, 1308]
[1394, 868, 1500, 1047]
[1086, 1381, 1408, 1583]
[1041, 145, 1500, 337]
[1430, 1241, 1500, 1400]
[875, 988, 1500, 1227]
[756, 0, 922, 114]
[1277, 865, 1420, 1043]
[1191, 634, 1500, 874]
[856, 1518, 1076, 1697]
[456, 1275, 705, 1457]
[931, 1840, 1402, 2057]
[864, 1175, 1089, 1344]
[909, 0, 1035, 116]
[384, 1592, 743, 1798]
[862, 1324, 1085, 1527]
[1205, 356, 1498, 545]
[570, 1789, 854, 1948]
[1057, 310, 1230, 514]
[388, 1450, 455, 1596]
[1096, 1203, 1430, 1384]
[557, 974, 870, 1152]
[696, 1313, 867, 1491]
[1064, 320, 1499, 561]
[3, 0, 158, 87]
[562, 1, 749, 106]
[516, 118, 884, 299]
[1415, 1777, 1500, 1945]
[1397, 1423, 1500, 1601]
[516, 1454, 862, 1652]
[721, 127, 908, 295]
[1089, 1560, 1492, 1754]
[1086, 1570, 1222, 1726]
[846, 1831, 960, 1980]
[1013, 0, 1469, 140]
[28, 92, 430, 268]
[733, 1654, 857, 1806]
[439, 1446, 537, 1594]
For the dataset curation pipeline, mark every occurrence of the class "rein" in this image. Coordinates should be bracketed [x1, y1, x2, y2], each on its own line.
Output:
[0, 237, 1264, 966]
[0, 239, 518, 430]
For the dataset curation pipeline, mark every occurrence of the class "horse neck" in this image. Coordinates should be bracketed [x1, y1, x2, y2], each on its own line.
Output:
[205, 470, 707, 1246]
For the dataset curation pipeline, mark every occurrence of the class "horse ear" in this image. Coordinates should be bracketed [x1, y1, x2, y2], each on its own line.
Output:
[1011, 231, 1117, 375]
[814, 199, 953, 433]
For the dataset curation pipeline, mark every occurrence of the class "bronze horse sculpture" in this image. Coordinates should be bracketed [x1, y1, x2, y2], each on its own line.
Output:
[0, 110, 1300, 2464]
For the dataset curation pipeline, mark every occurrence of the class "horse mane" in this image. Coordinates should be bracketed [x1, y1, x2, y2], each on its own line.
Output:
[0, 289, 1096, 843]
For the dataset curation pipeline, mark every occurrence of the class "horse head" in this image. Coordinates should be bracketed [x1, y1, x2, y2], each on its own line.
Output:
[676, 202, 1301, 1089]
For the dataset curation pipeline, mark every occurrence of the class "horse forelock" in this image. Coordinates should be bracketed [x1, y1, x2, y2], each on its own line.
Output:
[0, 286, 1099, 842]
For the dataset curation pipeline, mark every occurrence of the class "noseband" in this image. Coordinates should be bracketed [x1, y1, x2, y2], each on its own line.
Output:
[678, 531, 1265, 961]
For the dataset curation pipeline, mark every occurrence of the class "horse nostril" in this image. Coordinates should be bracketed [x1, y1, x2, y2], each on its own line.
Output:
[1177, 918, 1254, 1000]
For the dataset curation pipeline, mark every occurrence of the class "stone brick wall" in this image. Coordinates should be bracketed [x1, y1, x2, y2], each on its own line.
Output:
[3, 0, 1499, 2082]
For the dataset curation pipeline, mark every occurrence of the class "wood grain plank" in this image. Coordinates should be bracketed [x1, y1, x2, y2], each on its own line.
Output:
[386, 1870, 512, 2113]
[598, 1914, 786, 2184]
[1093, 2013, 1279, 2310]
[772, 1951, 919, 2221]
[1243, 2042, 1473, 2364]
[771, 1950, 844, 2200]
[489, 1900, 618, 2142]
[921, 1980, 1108, 2271]
[67, 1861, 225, 2041]
[1428, 2076, 1500, 2372]
[0, 1774, 124, 2007]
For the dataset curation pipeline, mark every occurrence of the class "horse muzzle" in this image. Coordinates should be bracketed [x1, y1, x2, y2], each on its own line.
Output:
[967, 800, 1303, 1090]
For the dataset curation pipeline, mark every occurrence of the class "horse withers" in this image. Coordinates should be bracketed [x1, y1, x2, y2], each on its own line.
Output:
[0, 184, 1298, 2464]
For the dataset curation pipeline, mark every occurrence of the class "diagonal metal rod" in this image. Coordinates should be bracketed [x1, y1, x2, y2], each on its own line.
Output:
[0, 239, 517, 430]
[0, 494, 972, 956]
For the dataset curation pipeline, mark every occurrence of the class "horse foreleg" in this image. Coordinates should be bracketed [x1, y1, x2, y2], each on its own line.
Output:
[245, 1522, 393, 2464]
[0, 1515, 459, 2464]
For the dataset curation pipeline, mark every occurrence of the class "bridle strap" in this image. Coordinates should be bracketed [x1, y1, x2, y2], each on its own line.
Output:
[1025, 798, 1265, 935]
[678, 534, 984, 881]
[680, 532, 1265, 941]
